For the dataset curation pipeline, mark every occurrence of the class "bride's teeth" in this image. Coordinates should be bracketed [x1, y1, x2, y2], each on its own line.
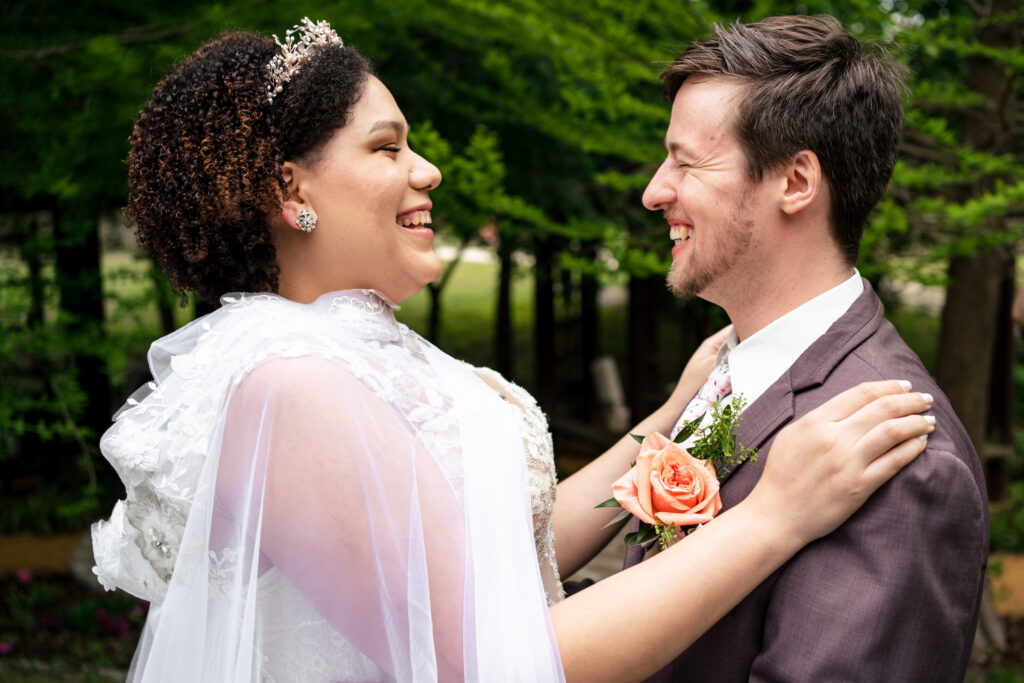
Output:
[398, 210, 432, 227]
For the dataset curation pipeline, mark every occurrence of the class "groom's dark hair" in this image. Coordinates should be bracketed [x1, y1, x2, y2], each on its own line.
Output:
[661, 15, 907, 265]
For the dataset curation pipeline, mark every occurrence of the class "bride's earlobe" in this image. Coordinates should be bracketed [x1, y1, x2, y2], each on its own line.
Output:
[780, 150, 821, 216]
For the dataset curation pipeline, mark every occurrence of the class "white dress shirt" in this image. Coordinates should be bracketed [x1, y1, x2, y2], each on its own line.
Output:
[672, 271, 864, 444]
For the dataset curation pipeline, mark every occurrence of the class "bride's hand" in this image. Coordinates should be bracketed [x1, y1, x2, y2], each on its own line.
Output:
[745, 380, 933, 547]
[666, 326, 731, 407]
[685, 326, 730, 378]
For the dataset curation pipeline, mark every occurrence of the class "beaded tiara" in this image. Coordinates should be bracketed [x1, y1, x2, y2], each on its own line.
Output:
[266, 17, 343, 103]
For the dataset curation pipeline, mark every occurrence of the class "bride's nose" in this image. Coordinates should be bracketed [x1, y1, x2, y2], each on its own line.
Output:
[410, 154, 442, 191]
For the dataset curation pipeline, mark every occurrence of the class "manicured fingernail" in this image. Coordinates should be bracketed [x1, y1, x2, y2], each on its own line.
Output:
[921, 393, 934, 406]
[919, 434, 929, 443]
[924, 415, 936, 426]
[898, 380, 912, 391]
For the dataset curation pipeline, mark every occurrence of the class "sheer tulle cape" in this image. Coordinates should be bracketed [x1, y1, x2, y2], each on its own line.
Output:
[92, 290, 564, 682]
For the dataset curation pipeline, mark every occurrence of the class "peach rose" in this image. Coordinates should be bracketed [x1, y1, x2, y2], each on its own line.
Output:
[612, 432, 723, 527]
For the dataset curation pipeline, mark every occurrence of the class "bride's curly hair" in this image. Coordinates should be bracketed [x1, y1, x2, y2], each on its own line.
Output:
[125, 31, 373, 303]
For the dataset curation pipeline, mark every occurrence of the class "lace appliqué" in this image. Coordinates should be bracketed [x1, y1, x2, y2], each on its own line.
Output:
[254, 569, 388, 683]
[207, 546, 240, 599]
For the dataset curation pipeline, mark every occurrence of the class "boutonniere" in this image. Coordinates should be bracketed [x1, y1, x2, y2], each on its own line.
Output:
[597, 396, 756, 549]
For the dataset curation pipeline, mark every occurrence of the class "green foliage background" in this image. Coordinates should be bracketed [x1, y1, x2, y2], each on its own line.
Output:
[0, 0, 1021, 532]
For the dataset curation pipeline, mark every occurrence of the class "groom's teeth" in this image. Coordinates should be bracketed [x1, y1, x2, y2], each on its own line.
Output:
[669, 227, 693, 244]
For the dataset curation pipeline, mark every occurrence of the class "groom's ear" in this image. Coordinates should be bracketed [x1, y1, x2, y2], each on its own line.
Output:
[778, 150, 821, 216]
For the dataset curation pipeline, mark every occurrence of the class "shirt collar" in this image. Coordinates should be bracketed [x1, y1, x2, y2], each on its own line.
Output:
[717, 271, 864, 408]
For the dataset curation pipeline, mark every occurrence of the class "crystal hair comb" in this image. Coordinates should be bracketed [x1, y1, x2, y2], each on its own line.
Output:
[266, 17, 343, 104]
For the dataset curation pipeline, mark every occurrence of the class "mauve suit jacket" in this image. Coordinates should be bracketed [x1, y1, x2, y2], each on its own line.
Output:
[624, 281, 987, 682]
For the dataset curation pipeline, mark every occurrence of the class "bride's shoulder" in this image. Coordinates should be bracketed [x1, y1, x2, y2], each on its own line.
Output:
[234, 354, 363, 399]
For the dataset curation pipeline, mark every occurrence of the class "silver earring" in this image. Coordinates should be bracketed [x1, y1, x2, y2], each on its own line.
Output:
[297, 209, 318, 233]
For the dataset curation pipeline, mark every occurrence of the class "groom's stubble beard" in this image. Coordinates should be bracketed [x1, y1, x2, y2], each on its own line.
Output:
[666, 209, 755, 301]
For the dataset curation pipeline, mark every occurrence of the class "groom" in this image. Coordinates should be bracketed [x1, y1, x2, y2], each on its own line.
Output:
[625, 15, 987, 682]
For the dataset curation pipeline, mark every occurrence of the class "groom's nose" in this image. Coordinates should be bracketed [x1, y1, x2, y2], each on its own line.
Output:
[642, 161, 676, 211]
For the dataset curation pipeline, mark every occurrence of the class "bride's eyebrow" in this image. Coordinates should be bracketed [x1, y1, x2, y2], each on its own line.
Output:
[366, 120, 406, 136]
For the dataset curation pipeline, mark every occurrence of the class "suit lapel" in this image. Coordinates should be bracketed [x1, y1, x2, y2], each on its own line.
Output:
[717, 280, 886, 485]
[718, 374, 795, 484]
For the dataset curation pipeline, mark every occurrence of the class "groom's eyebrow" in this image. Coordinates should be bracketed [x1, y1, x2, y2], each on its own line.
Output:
[665, 139, 694, 159]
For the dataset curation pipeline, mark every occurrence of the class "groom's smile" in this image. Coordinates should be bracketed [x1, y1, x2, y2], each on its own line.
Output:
[669, 221, 693, 257]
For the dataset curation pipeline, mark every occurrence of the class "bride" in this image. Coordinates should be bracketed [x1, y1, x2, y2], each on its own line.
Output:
[92, 19, 934, 682]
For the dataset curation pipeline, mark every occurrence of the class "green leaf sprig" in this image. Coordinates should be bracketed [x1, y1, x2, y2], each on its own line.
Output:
[687, 394, 756, 476]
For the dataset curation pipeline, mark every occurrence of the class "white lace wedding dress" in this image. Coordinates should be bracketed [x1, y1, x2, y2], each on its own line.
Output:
[92, 289, 564, 682]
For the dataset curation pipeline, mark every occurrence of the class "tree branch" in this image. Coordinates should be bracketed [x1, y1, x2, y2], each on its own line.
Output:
[964, 0, 994, 22]
[49, 378, 97, 492]
[899, 141, 959, 166]
[680, 0, 711, 33]
[912, 99, 974, 114]
[3, 0, 270, 60]
[434, 238, 467, 293]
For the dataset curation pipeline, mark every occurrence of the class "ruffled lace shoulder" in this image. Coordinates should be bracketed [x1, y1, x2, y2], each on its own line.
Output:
[92, 290, 460, 602]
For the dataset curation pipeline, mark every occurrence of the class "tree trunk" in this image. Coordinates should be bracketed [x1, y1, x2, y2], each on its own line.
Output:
[150, 264, 177, 336]
[935, 0, 1019, 479]
[53, 203, 112, 492]
[984, 252, 1016, 501]
[425, 243, 465, 345]
[4, 211, 51, 490]
[534, 240, 556, 411]
[496, 231, 514, 377]
[427, 282, 443, 343]
[987, 255, 1015, 443]
[579, 247, 600, 423]
[54, 204, 110, 438]
[21, 213, 46, 327]
[936, 249, 1005, 460]
[627, 275, 663, 422]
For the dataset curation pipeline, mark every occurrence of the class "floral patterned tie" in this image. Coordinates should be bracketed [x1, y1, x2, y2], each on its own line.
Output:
[670, 359, 732, 440]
